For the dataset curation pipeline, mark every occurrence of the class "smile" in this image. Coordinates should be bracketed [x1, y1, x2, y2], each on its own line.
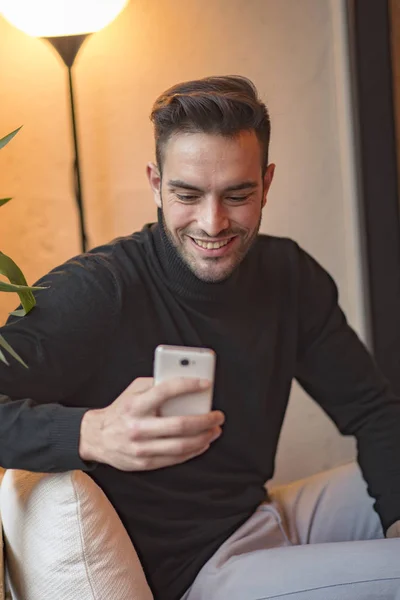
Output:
[191, 238, 233, 250]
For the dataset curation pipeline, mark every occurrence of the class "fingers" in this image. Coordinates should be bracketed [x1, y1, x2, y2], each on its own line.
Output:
[130, 411, 225, 440]
[106, 376, 225, 473]
[131, 377, 212, 416]
[151, 445, 212, 469]
[131, 426, 221, 459]
[131, 445, 211, 471]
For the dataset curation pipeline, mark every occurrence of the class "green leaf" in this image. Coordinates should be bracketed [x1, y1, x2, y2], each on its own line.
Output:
[0, 126, 22, 150]
[0, 280, 44, 293]
[0, 281, 42, 293]
[0, 198, 12, 207]
[0, 252, 46, 316]
[0, 348, 9, 366]
[10, 308, 26, 317]
[0, 334, 27, 368]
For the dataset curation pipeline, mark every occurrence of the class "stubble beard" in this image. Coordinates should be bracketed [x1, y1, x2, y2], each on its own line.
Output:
[160, 207, 262, 283]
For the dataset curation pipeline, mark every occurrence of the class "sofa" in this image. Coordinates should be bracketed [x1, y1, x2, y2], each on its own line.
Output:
[2, 467, 399, 600]
[0, 468, 153, 600]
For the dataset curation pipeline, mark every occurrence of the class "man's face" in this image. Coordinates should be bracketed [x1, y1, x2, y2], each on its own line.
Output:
[147, 130, 275, 282]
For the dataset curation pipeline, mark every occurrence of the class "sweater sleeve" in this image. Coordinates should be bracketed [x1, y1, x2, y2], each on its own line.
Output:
[0, 251, 121, 472]
[295, 246, 400, 533]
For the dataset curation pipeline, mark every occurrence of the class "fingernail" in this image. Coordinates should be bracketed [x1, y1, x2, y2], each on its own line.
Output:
[199, 379, 211, 389]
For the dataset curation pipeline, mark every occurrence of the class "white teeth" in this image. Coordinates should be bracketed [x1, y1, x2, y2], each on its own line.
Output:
[193, 238, 230, 249]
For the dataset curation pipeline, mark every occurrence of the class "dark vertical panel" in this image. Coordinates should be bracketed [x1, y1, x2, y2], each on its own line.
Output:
[390, 0, 400, 196]
[348, 0, 400, 393]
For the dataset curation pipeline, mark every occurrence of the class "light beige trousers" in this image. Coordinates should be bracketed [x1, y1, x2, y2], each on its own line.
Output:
[181, 462, 400, 599]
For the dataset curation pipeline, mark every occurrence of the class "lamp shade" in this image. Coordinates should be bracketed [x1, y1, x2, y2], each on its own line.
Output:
[0, 0, 129, 37]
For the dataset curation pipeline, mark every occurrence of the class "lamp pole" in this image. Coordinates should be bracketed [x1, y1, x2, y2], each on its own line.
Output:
[44, 34, 90, 252]
[0, 1, 130, 253]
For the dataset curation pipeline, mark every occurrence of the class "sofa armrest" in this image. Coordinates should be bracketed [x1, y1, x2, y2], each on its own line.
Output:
[0, 469, 152, 600]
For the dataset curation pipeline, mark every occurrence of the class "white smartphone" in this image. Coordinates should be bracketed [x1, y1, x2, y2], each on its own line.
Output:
[154, 344, 216, 417]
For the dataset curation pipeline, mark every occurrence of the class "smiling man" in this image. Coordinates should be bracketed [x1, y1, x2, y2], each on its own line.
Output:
[0, 76, 400, 600]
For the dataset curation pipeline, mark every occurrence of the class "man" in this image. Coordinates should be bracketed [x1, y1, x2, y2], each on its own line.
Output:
[0, 76, 400, 600]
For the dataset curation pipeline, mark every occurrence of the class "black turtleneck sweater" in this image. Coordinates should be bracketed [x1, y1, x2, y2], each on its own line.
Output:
[1, 219, 400, 600]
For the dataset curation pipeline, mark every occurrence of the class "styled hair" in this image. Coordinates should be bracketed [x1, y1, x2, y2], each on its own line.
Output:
[150, 75, 271, 174]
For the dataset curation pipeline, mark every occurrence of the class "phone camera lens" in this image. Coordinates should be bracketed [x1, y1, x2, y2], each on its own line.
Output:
[180, 359, 189, 366]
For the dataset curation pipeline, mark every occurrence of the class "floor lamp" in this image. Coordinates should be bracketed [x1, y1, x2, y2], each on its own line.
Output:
[0, 0, 129, 252]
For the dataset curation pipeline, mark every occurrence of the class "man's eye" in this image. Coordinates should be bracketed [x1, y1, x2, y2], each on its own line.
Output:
[227, 196, 248, 202]
[176, 194, 199, 202]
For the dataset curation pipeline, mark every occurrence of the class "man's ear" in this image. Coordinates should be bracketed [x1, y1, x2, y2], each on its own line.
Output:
[146, 162, 162, 208]
[262, 163, 275, 208]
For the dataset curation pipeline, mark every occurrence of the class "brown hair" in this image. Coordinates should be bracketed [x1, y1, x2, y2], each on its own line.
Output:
[150, 75, 271, 175]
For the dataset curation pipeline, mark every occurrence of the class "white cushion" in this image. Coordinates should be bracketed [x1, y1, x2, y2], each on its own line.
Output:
[0, 470, 153, 600]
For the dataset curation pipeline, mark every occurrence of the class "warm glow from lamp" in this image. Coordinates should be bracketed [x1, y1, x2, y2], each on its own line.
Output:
[0, 0, 129, 37]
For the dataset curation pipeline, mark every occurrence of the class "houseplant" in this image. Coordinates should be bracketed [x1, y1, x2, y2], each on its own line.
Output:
[0, 127, 44, 367]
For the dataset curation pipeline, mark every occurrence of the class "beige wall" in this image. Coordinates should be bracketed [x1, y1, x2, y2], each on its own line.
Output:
[0, 0, 365, 482]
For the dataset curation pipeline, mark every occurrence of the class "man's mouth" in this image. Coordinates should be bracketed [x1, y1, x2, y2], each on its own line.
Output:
[191, 237, 234, 250]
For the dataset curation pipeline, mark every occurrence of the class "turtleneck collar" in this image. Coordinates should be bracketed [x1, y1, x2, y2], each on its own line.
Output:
[146, 209, 259, 303]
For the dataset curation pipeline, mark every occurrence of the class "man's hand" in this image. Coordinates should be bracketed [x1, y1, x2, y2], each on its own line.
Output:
[386, 521, 400, 538]
[79, 377, 224, 471]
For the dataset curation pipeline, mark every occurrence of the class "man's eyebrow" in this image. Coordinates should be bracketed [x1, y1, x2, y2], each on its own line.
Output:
[224, 181, 258, 192]
[168, 180, 203, 191]
[167, 180, 259, 192]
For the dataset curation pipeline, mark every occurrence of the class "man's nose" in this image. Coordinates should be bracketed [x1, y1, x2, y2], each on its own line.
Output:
[197, 198, 229, 237]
